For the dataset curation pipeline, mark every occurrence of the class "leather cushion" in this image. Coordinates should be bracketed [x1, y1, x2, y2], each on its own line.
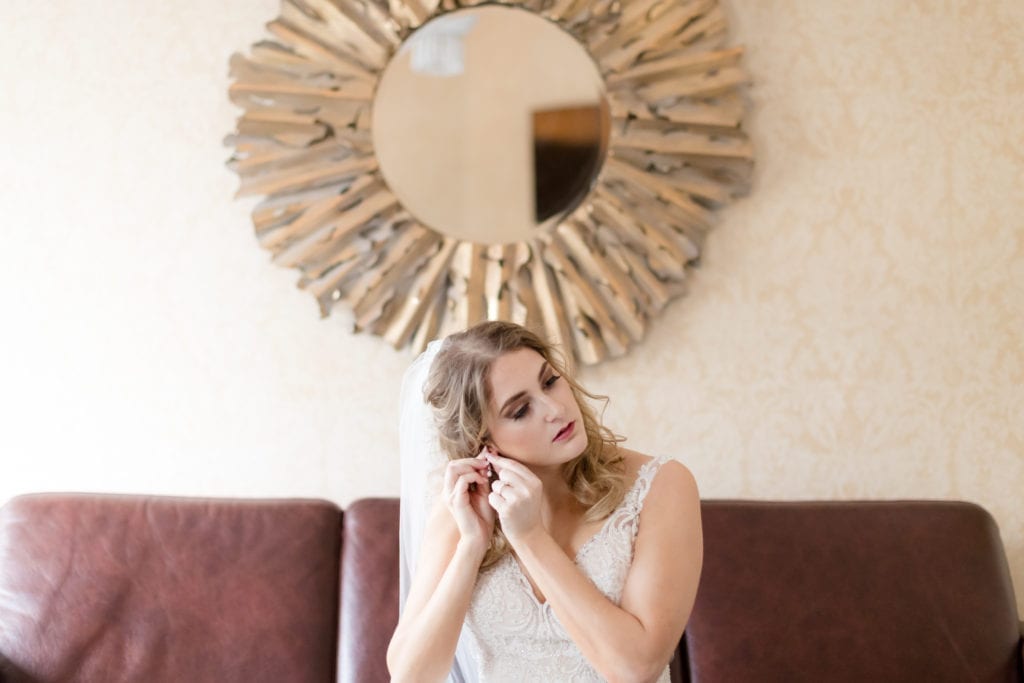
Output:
[0, 494, 342, 683]
[337, 498, 400, 683]
[685, 500, 1022, 683]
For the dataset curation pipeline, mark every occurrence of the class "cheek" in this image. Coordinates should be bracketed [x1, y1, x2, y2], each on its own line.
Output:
[493, 420, 542, 455]
[561, 385, 581, 412]
[489, 422, 523, 450]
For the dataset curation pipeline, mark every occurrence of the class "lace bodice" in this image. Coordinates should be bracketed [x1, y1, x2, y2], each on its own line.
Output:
[464, 455, 673, 682]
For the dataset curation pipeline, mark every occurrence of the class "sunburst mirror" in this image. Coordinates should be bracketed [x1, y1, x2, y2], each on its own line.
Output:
[226, 0, 752, 365]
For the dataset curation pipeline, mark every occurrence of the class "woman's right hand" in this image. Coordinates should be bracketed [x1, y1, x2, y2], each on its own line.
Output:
[442, 452, 496, 552]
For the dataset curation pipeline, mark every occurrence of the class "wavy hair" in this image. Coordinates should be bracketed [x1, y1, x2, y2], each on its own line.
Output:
[423, 320, 625, 568]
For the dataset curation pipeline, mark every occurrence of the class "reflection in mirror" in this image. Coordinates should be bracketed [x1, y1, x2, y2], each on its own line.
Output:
[372, 6, 610, 245]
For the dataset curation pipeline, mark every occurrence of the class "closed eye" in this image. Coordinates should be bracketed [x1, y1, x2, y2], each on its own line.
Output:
[511, 375, 560, 420]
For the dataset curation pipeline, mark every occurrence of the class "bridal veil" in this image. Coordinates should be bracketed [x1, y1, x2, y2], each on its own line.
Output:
[398, 338, 480, 682]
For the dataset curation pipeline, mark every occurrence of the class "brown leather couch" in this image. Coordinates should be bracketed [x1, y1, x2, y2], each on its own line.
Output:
[1, 494, 1020, 682]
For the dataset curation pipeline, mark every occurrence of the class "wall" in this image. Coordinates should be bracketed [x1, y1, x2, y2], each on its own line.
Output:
[2, 1, 1022, 615]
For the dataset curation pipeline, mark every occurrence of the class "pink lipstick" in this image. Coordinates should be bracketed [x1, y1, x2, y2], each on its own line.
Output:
[554, 420, 576, 442]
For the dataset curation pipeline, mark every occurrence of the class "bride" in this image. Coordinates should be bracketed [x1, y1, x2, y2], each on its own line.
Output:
[387, 321, 703, 682]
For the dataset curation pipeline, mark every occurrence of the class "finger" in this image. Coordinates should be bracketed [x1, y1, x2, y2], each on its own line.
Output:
[453, 456, 490, 472]
[456, 471, 487, 492]
[469, 482, 492, 503]
[470, 470, 493, 494]
[494, 466, 532, 491]
[444, 463, 478, 494]
[488, 491, 509, 515]
[448, 469, 486, 497]
[445, 460, 487, 489]
[484, 451, 532, 478]
[496, 484, 522, 505]
[451, 476, 488, 512]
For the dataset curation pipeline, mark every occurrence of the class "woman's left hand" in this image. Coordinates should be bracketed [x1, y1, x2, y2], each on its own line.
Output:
[484, 450, 544, 543]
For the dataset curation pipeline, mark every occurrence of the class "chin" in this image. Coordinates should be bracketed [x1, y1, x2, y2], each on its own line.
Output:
[563, 429, 588, 460]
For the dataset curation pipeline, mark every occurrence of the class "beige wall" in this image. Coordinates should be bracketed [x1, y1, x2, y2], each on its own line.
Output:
[2, 1, 1022, 615]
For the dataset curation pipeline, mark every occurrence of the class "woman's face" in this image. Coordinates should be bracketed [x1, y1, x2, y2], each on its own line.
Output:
[484, 347, 587, 468]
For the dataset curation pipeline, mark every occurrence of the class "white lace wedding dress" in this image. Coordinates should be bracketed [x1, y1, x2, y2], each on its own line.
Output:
[462, 455, 674, 682]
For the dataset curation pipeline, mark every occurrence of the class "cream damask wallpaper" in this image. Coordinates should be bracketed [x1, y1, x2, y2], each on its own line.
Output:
[597, 0, 1024, 611]
[2, 0, 1022, 615]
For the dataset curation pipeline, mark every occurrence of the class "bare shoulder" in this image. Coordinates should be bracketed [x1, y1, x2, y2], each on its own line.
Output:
[653, 457, 698, 498]
[619, 448, 698, 495]
[628, 450, 702, 573]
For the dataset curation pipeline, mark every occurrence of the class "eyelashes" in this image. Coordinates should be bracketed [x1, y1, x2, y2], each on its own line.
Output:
[510, 374, 561, 421]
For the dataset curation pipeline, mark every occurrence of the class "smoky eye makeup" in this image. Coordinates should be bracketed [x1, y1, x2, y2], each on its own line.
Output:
[500, 362, 560, 420]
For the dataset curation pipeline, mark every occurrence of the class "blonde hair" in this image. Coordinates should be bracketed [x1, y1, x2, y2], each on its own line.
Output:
[424, 321, 625, 568]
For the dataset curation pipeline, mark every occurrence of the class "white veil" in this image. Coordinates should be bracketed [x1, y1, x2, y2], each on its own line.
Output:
[398, 339, 480, 683]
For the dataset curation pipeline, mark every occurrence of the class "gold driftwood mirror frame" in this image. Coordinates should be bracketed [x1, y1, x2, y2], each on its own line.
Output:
[226, 0, 752, 366]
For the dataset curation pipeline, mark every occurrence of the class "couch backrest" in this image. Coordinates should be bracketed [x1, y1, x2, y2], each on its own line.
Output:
[337, 498, 400, 683]
[339, 499, 1022, 683]
[0, 494, 343, 683]
[2, 495, 1019, 683]
[687, 500, 1022, 683]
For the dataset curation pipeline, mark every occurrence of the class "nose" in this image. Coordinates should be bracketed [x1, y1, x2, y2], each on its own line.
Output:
[538, 393, 564, 422]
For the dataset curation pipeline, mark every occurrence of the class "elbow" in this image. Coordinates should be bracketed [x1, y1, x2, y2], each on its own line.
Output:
[385, 639, 398, 678]
[602, 652, 671, 683]
[385, 653, 413, 683]
[603, 635, 679, 683]
[605, 667, 663, 683]
[386, 635, 444, 683]
[385, 643, 420, 683]
[385, 633, 405, 680]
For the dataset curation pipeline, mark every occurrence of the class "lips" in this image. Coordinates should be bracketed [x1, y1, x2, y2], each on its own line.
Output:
[553, 420, 576, 442]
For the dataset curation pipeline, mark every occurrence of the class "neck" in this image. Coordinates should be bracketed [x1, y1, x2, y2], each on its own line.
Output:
[528, 463, 580, 518]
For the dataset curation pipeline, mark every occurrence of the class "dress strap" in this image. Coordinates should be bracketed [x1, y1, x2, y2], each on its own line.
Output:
[628, 455, 672, 514]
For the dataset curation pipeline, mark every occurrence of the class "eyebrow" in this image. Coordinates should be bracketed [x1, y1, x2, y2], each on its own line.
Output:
[498, 361, 550, 415]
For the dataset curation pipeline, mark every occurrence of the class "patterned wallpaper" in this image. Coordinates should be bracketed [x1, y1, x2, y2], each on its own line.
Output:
[586, 0, 1024, 615]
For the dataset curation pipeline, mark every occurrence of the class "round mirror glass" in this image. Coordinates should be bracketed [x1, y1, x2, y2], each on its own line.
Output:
[372, 5, 610, 245]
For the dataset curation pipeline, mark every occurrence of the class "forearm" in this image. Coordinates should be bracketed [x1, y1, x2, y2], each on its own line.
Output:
[388, 541, 484, 683]
[515, 531, 666, 682]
